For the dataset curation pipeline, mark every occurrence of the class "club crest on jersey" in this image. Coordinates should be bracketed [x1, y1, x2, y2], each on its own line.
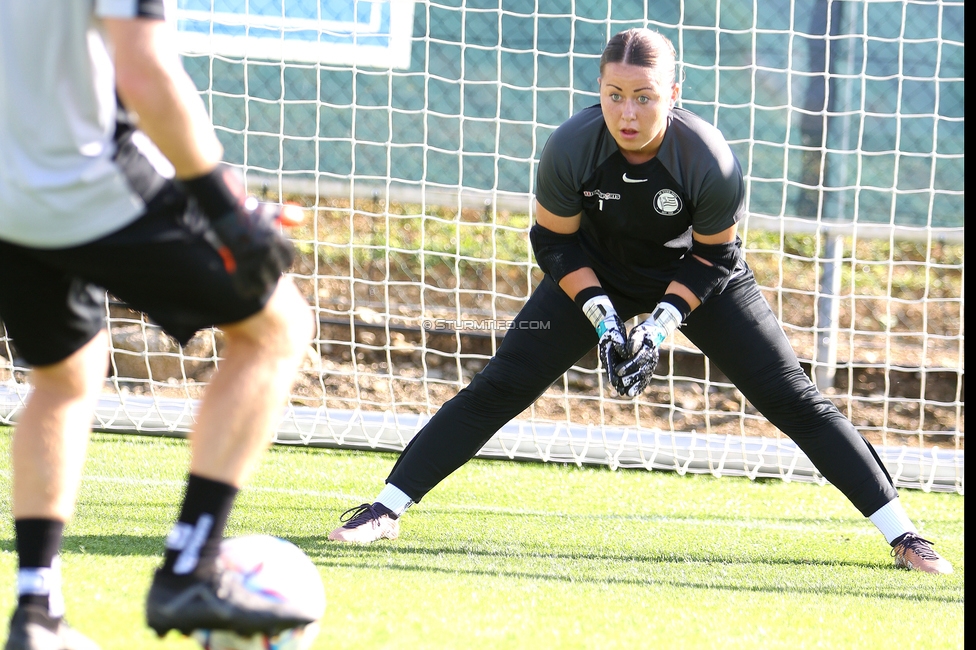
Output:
[654, 189, 683, 215]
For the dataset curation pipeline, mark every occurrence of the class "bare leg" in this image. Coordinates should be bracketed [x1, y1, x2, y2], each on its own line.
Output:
[147, 278, 315, 635]
[188, 277, 313, 487]
[11, 331, 108, 521]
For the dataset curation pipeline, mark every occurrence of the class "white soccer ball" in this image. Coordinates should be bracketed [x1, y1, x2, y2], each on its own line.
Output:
[191, 535, 326, 650]
[193, 624, 321, 650]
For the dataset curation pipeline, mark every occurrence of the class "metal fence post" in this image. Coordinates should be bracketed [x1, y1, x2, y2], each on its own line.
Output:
[815, 0, 858, 389]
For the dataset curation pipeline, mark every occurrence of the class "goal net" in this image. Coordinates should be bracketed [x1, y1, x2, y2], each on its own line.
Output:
[0, 0, 964, 492]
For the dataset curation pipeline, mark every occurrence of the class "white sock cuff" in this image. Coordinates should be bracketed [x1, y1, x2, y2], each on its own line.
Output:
[18, 557, 64, 618]
[376, 483, 413, 516]
[17, 567, 54, 596]
[869, 498, 918, 545]
[581, 294, 617, 330]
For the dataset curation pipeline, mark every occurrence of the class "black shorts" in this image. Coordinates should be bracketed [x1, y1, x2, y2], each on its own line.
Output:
[0, 186, 274, 367]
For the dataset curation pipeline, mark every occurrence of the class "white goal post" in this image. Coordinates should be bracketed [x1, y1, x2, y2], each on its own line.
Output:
[0, 0, 964, 493]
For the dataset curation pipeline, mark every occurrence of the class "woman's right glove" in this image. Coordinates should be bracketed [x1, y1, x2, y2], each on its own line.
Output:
[578, 292, 629, 396]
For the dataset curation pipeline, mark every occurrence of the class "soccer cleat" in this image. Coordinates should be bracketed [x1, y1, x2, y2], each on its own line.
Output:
[4, 604, 100, 650]
[327, 503, 399, 543]
[890, 533, 953, 574]
[145, 567, 317, 638]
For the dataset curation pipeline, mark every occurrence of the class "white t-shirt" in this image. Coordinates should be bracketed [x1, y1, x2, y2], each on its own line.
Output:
[0, 0, 169, 248]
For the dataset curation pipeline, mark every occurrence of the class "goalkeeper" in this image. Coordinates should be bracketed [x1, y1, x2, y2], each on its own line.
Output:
[327, 27, 952, 576]
[0, 2, 317, 649]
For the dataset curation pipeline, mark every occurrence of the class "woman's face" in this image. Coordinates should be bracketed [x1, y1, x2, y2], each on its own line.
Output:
[599, 62, 679, 164]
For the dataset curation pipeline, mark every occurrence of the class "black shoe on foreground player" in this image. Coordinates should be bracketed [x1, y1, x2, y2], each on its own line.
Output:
[145, 568, 316, 638]
[4, 604, 99, 650]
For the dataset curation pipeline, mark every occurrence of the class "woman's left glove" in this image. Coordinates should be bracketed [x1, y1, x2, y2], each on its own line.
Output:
[578, 292, 629, 396]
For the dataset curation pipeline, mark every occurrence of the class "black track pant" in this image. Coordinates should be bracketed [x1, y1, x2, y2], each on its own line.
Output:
[388, 267, 897, 517]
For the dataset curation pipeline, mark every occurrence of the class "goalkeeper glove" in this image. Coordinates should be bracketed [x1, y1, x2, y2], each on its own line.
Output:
[615, 299, 686, 398]
[181, 165, 301, 299]
[577, 290, 628, 396]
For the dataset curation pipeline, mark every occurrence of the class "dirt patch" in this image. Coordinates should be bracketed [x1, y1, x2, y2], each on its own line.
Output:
[7, 305, 952, 452]
[0, 202, 963, 451]
[293, 320, 964, 450]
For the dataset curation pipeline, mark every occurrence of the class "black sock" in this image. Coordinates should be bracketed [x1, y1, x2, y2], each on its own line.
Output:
[15, 519, 64, 612]
[160, 474, 238, 580]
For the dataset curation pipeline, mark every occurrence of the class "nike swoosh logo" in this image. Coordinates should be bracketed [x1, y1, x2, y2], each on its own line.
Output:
[622, 174, 647, 183]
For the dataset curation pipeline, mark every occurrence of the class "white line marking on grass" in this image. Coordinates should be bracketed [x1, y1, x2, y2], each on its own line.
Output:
[84, 473, 372, 502]
[0, 470, 370, 503]
[0, 470, 876, 535]
[1, 471, 877, 536]
[428, 502, 878, 535]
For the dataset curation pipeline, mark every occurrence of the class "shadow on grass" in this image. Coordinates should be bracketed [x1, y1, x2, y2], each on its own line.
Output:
[0, 533, 960, 605]
[293, 535, 896, 571]
[419, 504, 967, 532]
[0, 532, 906, 572]
[288, 536, 964, 605]
[0, 535, 163, 559]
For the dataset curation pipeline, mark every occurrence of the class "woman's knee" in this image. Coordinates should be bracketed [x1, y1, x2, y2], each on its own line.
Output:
[464, 359, 554, 410]
[740, 366, 842, 431]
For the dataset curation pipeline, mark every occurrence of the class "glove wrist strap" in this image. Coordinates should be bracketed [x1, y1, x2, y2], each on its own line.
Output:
[659, 293, 692, 321]
[179, 164, 244, 220]
[647, 301, 683, 346]
[580, 294, 618, 332]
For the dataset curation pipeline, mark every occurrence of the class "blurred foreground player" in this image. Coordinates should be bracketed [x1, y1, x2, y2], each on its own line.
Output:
[0, 2, 315, 648]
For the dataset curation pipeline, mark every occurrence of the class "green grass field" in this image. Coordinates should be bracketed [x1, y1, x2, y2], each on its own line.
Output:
[0, 428, 964, 649]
